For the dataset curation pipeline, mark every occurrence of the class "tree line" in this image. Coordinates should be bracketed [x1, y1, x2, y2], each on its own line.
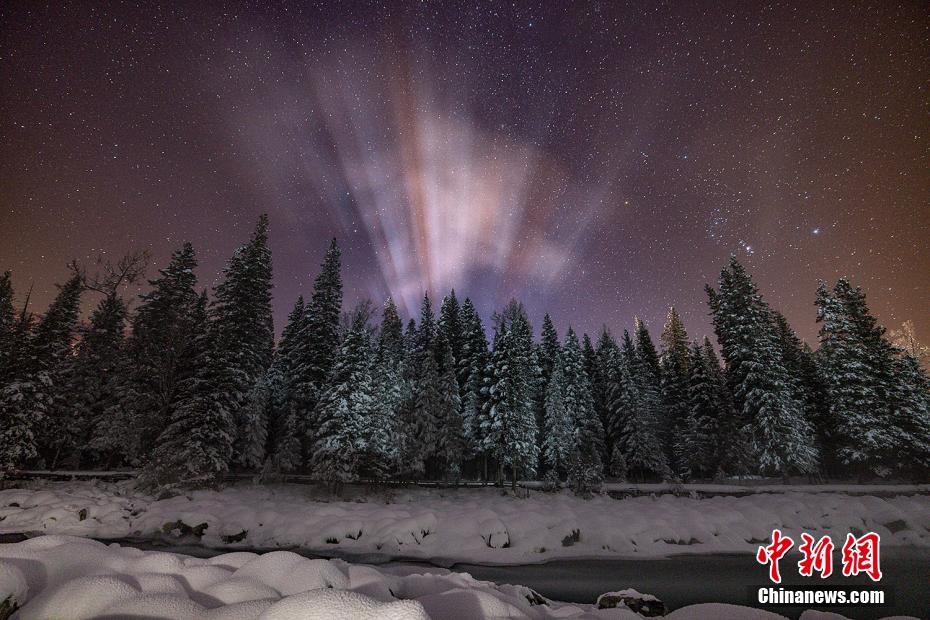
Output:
[1, 215, 928, 494]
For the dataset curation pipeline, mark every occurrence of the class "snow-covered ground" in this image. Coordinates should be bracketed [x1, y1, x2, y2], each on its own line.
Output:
[0, 535, 917, 619]
[1, 482, 928, 565]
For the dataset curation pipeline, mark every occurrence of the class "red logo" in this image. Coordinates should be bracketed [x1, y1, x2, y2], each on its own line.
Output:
[757, 530, 882, 583]
[756, 529, 794, 583]
[841, 532, 882, 582]
[798, 533, 834, 578]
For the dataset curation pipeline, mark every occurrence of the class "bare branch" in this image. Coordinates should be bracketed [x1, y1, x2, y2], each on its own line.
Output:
[79, 250, 151, 297]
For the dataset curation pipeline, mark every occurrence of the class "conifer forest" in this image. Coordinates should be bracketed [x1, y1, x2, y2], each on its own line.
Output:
[2, 216, 928, 495]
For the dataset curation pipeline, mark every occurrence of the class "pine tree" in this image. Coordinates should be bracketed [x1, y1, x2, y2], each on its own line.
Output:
[2, 272, 83, 474]
[211, 215, 275, 470]
[888, 353, 930, 476]
[542, 340, 573, 486]
[310, 314, 384, 487]
[141, 292, 234, 492]
[484, 304, 538, 487]
[68, 293, 128, 467]
[660, 307, 691, 477]
[707, 257, 817, 476]
[592, 328, 618, 471]
[292, 239, 343, 461]
[410, 338, 441, 478]
[682, 341, 719, 478]
[610, 330, 670, 480]
[438, 290, 464, 369]
[536, 314, 560, 473]
[459, 298, 490, 470]
[372, 297, 406, 476]
[416, 292, 436, 355]
[112, 243, 201, 463]
[582, 333, 597, 384]
[378, 297, 405, 364]
[773, 311, 830, 473]
[266, 297, 305, 472]
[436, 335, 465, 480]
[561, 329, 604, 495]
[31, 271, 84, 469]
[816, 278, 930, 477]
[701, 337, 748, 477]
[65, 252, 148, 468]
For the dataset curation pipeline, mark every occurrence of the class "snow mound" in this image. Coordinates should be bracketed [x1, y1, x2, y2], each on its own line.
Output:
[0, 534, 916, 620]
[0, 535, 575, 619]
[666, 603, 789, 619]
[257, 589, 428, 620]
[0, 560, 28, 605]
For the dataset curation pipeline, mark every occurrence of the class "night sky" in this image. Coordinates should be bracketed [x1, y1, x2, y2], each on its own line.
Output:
[1, 1, 927, 345]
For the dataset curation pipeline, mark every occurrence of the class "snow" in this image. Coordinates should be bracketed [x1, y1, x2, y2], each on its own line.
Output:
[0, 535, 605, 619]
[666, 603, 787, 619]
[0, 535, 919, 619]
[1, 482, 927, 565]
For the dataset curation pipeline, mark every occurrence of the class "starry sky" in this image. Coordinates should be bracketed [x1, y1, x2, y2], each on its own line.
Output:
[1, 1, 928, 345]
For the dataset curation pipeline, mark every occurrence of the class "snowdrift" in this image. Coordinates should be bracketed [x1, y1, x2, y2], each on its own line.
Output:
[1, 483, 928, 565]
[0, 536, 918, 619]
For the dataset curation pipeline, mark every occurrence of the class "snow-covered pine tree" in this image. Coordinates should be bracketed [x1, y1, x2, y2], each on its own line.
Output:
[534, 314, 560, 476]
[378, 297, 405, 364]
[435, 335, 465, 481]
[542, 330, 573, 486]
[112, 242, 201, 463]
[65, 252, 147, 469]
[459, 298, 490, 474]
[682, 341, 719, 478]
[484, 304, 538, 487]
[1, 272, 83, 474]
[562, 328, 605, 496]
[707, 257, 817, 477]
[31, 271, 84, 469]
[816, 279, 890, 475]
[582, 333, 597, 384]
[310, 313, 385, 487]
[700, 337, 748, 477]
[817, 278, 930, 477]
[592, 328, 618, 472]
[632, 319, 668, 473]
[659, 307, 691, 478]
[141, 291, 234, 492]
[265, 296, 304, 473]
[411, 336, 441, 479]
[416, 292, 436, 354]
[68, 292, 128, 468]
[888, 352, 930, 476]
[292, 239, 342, 461]
[773, 311, 831, 473]
[372, 297, 405, 476]
[610, 329, 670, 481]
[211, 214, 275, 471]
[438, 289, 464, 369]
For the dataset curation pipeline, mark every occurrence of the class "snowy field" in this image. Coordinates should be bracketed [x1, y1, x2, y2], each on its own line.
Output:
[1, 482, 928, 565]
[0, 535, 917, 619]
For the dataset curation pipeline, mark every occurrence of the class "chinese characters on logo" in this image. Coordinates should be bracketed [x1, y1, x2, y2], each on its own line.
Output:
[756, 529, 882, 583]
